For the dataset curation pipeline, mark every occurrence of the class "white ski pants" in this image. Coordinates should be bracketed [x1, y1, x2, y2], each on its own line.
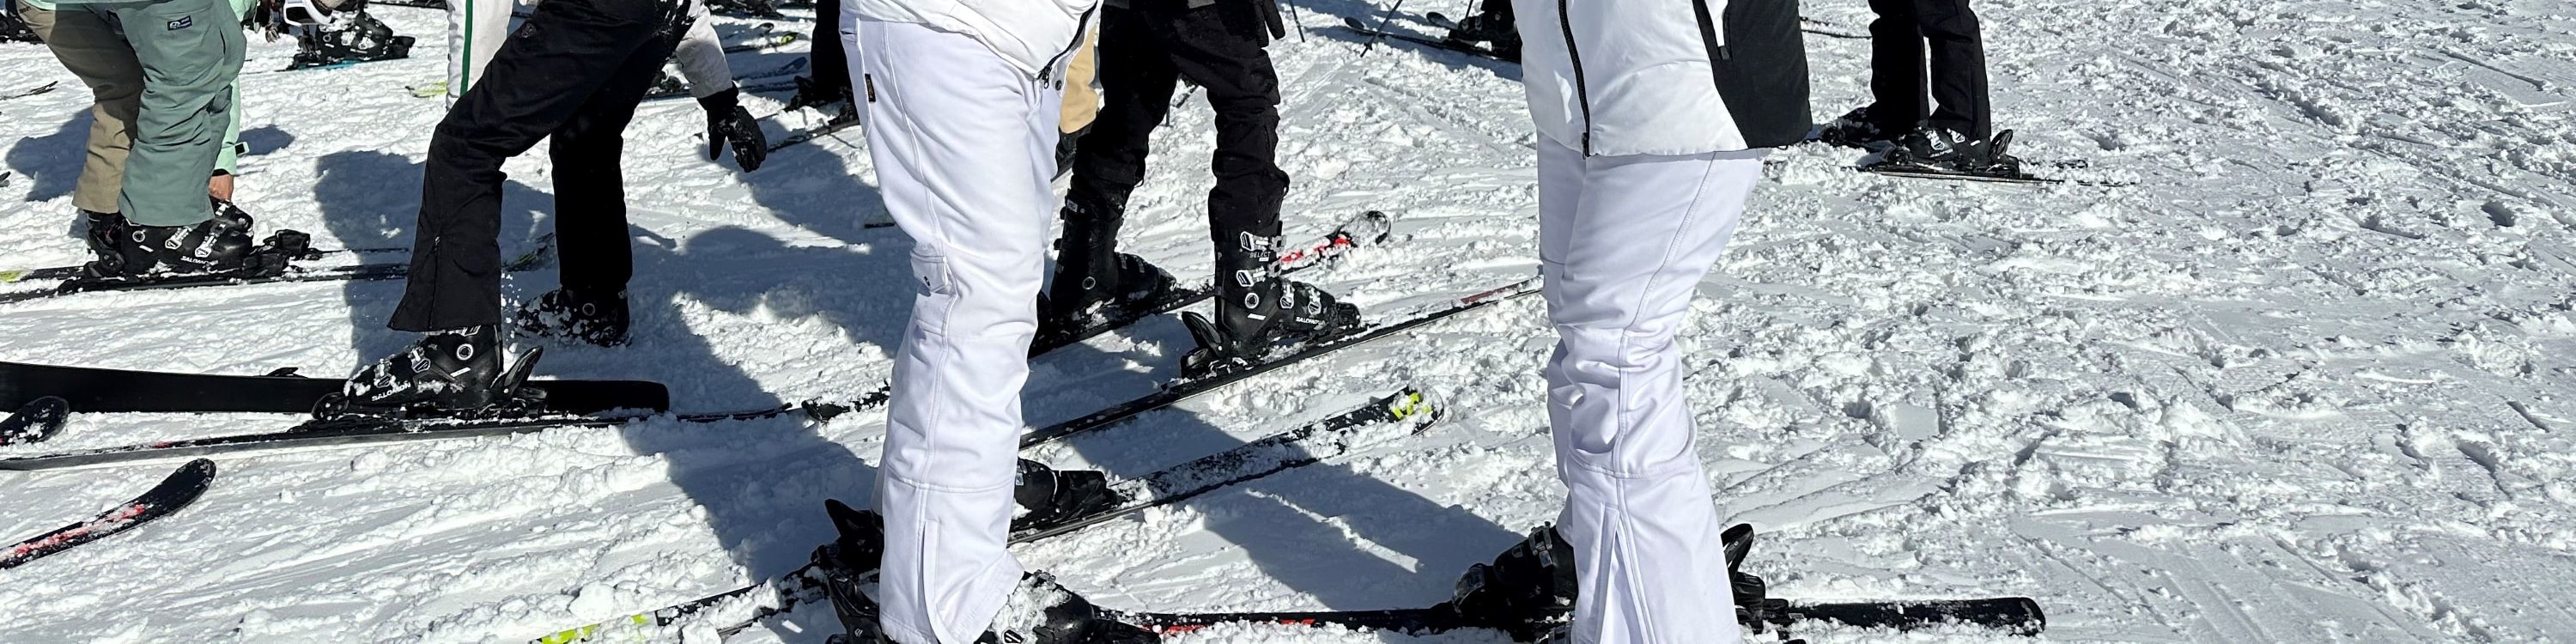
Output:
[1538, 138, 1762, 644]
[446, 0, 514, 100]
[848, 17, 1064, 644]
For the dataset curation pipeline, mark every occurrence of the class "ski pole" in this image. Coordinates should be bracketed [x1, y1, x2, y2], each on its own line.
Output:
[1364, 0, 1406, 52]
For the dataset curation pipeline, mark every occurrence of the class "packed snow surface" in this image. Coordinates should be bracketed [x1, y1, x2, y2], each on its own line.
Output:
[4, 0, 2575, 641]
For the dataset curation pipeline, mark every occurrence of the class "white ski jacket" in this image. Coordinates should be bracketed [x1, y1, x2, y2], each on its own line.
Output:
[841, 0, 1096, 78]
[1510, 0, 1810, 156]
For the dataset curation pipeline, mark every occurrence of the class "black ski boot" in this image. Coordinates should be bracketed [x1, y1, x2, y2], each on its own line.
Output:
[1815, 106, 1892, 149]
[786, 75, 857, 121]
[1443, 9, 1521, 61]
[514, 287, 631, 347]
[1177, 234, 1361, 378]
[813, 502, 1157, 644]
[1449, 524, 1578, 640]
[1880, 127, 2025, 177]
[1037, 201, 1177, 344]
[335, 326, 539, 417]
[1012, 459, 1123, 533]
[82, 201, 263, 279]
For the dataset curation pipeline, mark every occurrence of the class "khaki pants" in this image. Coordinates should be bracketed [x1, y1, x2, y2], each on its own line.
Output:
[18, 0, 142, 216]
[1058, 23, 1097, 134]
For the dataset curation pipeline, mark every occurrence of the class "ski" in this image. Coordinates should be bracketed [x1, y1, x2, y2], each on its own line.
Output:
[0, 360, 669, 416]
[0, 234, 555, 305]
[1, 245, 410, 285]
[1, 459, 216, 570]
[645, 59, 808, 100]
[528, 387, 1443, 643]
[722, 32, 800, 54]
[1, 81, 62, 101]
[1031, 210, 1393, 355]
[0, 397, 70, 447]
[1112, 597, 2045, 637]
[762, 114, 862, 153]
[1019, 276, 1540, 449]
[1856, 163, 2131, 187]
[1341, 17, 1506, 60]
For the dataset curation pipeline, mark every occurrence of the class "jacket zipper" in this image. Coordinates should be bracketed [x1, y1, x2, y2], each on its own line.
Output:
[1037, 7, 1099, 82]
[1554, 0, 1594, 155]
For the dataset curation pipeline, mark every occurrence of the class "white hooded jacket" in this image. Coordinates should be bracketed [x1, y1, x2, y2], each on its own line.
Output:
[1511, 0, 1811, 156]
[842, 0, 1097, 78]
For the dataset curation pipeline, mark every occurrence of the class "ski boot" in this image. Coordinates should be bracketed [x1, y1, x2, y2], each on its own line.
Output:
[82, 200, 263, 279]
[813, 502, 1157, 644]
[515, 286, 631, 347]
[1815, 106, 1893, 149]
[1012, 459, 1123, 533]
[1449, 524, 1578, 640]
[331, 326, 543, 418]
[786, 75, 857, 121]
[1177, 234, 1361, 378]
[1443, 9, 1522, 62]
[1036, 200, 1177, 345]
[1878, 127, 2026, 178]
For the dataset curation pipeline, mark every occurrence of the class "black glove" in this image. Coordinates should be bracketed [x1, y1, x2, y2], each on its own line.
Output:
[699, 88, 769, 172]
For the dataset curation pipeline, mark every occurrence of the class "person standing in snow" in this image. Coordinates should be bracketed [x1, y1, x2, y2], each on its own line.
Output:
[793, 0, 1157, 641]
[1817, 0, 2019, 174]
[1046, 0, 1362, 372]
[1495, 0, 1807, 641]
[342, 0, 762, 410]
[15, 0, 264, 277]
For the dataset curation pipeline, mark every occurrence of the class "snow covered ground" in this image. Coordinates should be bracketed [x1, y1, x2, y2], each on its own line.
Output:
[3, 0, 2574, 641]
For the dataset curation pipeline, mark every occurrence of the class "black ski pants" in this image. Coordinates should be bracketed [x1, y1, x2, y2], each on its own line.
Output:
[810, 0, 848, 94]
[391, 0, 685, 332]
[1063, 0, 1289, 254]
[1866, 0, 1991, 142]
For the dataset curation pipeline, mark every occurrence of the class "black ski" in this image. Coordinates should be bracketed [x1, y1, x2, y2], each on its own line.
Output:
[1341, 17, 1506, 60]
[1020, 276, 1540, 449]
[0, 397, 70, 447]
[0, 359, 666, 416]
[1, 81, 62, 101]
[0, 234, 555, 305]
[763, 114, 862, 153]
[1, 459, 216, 570]
[1032, 210, 1392, 355]
[1111, 596, 2044, 637]
[1856, 163, 2131, 187]
[2, 245, 410, 285]
[527, 387, 1443, 643]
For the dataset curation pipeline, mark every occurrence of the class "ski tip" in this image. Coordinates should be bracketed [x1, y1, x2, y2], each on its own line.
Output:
[0, 396, 72, 447]
[180, 458, 217, 478]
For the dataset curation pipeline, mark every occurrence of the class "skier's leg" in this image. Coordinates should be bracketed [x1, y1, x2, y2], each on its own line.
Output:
[102, 0, 242, 227]
[1539, 137, 1762, 644]
[807, 0, 848, 94]
[19, 0, 144, 216]
[1163, 2, 1286, 253]
[1917, 0, 1991, 141]
[445, 0, 516, 102]
[1062, 5, 1182, 220]
[548, 21, 683, 299]
[1864, 0, 1926, 135]
[392, 0, 670, 332]
[848, 16, 1060, 644]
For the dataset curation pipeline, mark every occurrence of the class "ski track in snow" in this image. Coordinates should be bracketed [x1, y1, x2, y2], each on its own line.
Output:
[3, 0, 2574, 641]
